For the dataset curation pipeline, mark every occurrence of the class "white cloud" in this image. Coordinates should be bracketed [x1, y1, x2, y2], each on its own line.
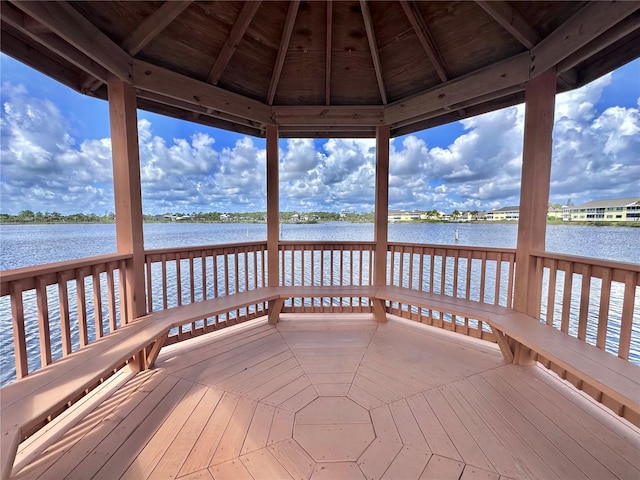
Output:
[1, 68, 638, 215]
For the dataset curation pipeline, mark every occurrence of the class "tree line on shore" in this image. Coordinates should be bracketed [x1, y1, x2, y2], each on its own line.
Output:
[0, 210, 375, 224]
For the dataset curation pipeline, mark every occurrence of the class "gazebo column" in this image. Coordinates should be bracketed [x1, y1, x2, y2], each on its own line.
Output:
[266, 125, 283, 324]
[108, 79, 146, 324]
[513, 71, 556, 363]
[373, 125, 390, 322]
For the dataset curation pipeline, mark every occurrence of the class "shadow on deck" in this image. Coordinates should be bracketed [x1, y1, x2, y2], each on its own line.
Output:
[12, 315, 640, 480]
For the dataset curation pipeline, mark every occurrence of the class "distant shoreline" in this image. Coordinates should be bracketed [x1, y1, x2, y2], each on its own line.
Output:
[1, 220, 638, 227]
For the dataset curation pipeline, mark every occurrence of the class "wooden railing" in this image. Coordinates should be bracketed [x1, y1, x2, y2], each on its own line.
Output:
[0, 254, 131, 382]
[386, 243, 516, 339]
[532, 251, 640, 362]
[144, 241, 268, 344]
[279, 241, 376, 312]
[3, 241, 638, 385]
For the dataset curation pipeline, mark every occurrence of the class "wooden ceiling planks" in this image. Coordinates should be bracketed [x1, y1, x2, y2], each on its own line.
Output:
[1, 0, 639, 138]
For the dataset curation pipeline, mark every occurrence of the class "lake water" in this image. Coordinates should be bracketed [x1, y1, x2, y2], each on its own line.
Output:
[1, 222, 638, 384]
[1, 221, 639, 270]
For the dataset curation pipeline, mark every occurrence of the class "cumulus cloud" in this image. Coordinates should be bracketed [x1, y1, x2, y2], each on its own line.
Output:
[1, 71, 638, 215]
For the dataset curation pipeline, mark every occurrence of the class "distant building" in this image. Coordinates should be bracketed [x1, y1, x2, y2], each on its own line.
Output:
[570, 197, 640, 222]
[487, 206, 519, 221]
[388, 210, 426, 222]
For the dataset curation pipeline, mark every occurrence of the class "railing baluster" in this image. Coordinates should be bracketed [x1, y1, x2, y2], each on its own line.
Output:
[106, 263, 117, 333]
[146, 257, 153, 313]
[494, 254, 501, 305]
[453, 250, 459, 299]
[76, 269, 89, 347]
[58, 272, 72, 355]
[91, 266, 104, 339]
[35, 277, 52, 367]
[561, 262, 574, 334]
[118, 259, 128, 325]
[479, 252, 487, 303]
[507, 253, 515, 308]
[596, 268, 612, 350]
[618, 272, 637, 360]
[545, 259, 557, 326]
[161, 254, 168, 311]
[10, 282, 28, 379]
[578, 265, 591, 341]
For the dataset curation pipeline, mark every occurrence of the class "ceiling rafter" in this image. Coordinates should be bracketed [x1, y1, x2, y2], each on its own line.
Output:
[2, 2, 109, 83]
[474, 0, 571, 88]
[122, 1, 192, 56]
[325, 0, 333, 105]
[11, 0, 132, 81]
[359, 0, 387, 105]
[207, 1, 261, 85]
[475, 1, 539, 49]
[530, 1, 640, 78]
[267, 0, 299, 105]
[400, 1, 450, 82]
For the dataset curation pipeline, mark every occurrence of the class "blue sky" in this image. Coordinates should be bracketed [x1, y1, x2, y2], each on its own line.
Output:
[1, 53, 638, 215]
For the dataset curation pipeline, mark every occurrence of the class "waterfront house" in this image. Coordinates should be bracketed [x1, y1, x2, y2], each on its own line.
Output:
[570, 197, 640, 222]
[487, 206, 520, 222]
[1, 2, 639, 479]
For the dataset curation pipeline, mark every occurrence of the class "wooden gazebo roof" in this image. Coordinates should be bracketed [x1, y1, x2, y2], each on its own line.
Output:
[2, 1, 639, 138]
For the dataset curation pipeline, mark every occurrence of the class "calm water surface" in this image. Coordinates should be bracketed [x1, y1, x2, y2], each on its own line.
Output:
[1, 222, 639, 269]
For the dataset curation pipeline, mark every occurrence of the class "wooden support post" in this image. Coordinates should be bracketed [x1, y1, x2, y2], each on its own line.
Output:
[108, 79, 146, 323]
[266, 125, 281, 323]
[373, 125, 390, 322]
[513, 71, 556, 364]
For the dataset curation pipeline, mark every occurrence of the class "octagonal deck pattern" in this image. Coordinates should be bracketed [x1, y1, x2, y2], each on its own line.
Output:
[12, 315, 640, 480]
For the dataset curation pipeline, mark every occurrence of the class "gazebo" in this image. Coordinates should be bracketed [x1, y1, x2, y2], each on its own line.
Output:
[1, 2, 639, 479]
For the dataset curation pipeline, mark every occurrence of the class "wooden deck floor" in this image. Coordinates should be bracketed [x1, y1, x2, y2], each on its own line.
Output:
[12, 315, 640, 480]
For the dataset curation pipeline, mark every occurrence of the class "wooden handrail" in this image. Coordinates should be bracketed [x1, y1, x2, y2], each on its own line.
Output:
[0, 253, 132, 296]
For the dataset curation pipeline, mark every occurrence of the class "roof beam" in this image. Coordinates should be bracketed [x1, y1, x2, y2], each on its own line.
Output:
[530, 1, 640, 78]
[0, 27, 82, 91]
[207, 1, 261, 85]
[475, 1, 540, 49]
[11, 1, 132, 81]
[272, 105, 385, 126]
[400, 1, 449, 82]
[360, 0, 387, 104]
[556, 9, 640, 73]
[121, 1, 192, 56]
[267, 0, 299, 105]
[2, 3, 109, 83]
[133, 60, 272, 125]
[325, 0, 333, 105]
[385, 51, 530, 125]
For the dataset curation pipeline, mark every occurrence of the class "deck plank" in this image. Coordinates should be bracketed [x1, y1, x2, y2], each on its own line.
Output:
[389, 398, 431, 451]
[356, 437, 403, 480]
[209, 459, 253, 480]
[148, 387, 224, 478]
[438, 381, 531, 480]
[420, 454, 465, 479]
[453, 378, 561, 480]
[482, 369, 618, 480]
[178, 392, 240, 477]
[210, 396, 257, 466]
[90, 377, 195, 480]
[380, 445, 431, 480]
[120, 381, 209, 479]
[268, 438, 315, 480]
[370, 405, 402, 443]
[240, 448, 295, 480]
[424, 388, 496, 473]
[13, 316, 639, 480]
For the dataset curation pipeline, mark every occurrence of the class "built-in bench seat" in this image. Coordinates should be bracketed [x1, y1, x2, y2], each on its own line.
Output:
[374, 285, 640, 426]
[3, 284, 638, 478]
[0, 287, 281, 479]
